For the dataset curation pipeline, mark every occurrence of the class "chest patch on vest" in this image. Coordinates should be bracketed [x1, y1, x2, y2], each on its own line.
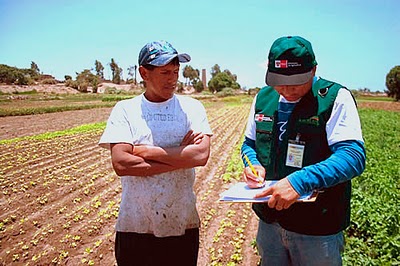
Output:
[255, 114, 273, 122]
[298, 116, 320, 126]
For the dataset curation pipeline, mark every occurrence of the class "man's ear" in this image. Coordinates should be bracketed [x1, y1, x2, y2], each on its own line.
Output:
[312, 66, 317, 75]
[138, 66, 147, 80]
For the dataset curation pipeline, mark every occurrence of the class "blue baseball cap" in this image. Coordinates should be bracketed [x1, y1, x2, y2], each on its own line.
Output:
[138, 40, 191, 67]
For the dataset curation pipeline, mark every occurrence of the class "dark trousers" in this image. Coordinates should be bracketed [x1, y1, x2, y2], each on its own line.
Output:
[115, 228, 199, 266]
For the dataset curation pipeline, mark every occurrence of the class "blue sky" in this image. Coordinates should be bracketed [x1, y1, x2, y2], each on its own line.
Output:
[1, 0, 399, 91]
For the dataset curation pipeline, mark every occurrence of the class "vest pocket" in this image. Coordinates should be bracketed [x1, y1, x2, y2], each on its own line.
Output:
[255, 121, 274, 167]
[255, 121, 273, 144]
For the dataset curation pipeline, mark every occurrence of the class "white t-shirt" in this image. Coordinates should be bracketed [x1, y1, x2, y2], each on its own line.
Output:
[99, 94, 212, 237]
[244, 88, 363, 145]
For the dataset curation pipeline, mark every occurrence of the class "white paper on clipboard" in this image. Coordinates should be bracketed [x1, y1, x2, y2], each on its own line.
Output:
[219, 181, 317, 203]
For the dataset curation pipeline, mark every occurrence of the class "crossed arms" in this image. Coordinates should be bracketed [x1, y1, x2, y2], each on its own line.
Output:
[110, 130, 211, 177]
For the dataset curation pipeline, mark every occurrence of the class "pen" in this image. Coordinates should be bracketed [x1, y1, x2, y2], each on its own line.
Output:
[242, 153, 264, 184]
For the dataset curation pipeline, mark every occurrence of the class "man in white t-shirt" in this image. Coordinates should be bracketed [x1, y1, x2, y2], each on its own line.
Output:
[241, 36, 366, 265]
[99, 40, 212, 266]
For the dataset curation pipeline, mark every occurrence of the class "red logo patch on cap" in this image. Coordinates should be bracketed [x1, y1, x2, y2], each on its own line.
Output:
[275, 60, 288, 68]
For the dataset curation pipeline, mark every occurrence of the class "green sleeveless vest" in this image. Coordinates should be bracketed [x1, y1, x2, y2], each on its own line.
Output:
[253, 78, 352, 235]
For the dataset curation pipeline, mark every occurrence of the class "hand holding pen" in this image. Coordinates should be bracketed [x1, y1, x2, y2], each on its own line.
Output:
[242, 153, 266, 188]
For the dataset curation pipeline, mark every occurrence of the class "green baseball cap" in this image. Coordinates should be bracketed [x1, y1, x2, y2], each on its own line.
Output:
[265, 36, 317, 86]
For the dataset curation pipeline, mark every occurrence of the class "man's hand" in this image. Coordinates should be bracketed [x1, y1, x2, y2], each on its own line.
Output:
[255, 178, 300, 211]
[133, 130, 203, 157]
[243, 164, 266, 188]
[181, 130, 204, 146]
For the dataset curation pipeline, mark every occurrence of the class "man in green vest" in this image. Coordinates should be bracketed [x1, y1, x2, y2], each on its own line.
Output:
[241, 36, 366, 265]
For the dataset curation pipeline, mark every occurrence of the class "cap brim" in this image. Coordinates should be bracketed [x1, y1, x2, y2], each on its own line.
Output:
[177, 53, 191, 63]
[266, 70, 313, 86]
[149, 53, 191, 66]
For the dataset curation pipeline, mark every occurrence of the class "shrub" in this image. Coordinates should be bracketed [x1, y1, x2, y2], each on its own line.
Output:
[41, 78, 58, 85]
[216, 87, 235, 97]
[65, 80, 78, 90]
[103, 87, 118, 94]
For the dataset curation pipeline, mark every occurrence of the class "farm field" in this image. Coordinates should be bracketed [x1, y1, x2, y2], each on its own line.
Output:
[0, 94, 399, 265]
[0, 95, 260, 266]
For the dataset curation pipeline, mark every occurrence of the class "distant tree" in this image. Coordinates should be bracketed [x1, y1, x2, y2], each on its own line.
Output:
[94, 60, 104, 79]
[210, 64, 221, 78]
[75, 69, 99, 93]
[134, 65, 137, 84]
[182, 65, 191, 85]
[182, 65, 200, 86]
[223, 69, 237, 82]
[208, 67, 240, 93]
[176, 81, 184, 93]
[127, 65, 137, 84]
[0, 64, 31, 85]
[64, 75, 72, 81]
[193, 79, 204, 92]
[30, 61, 40, 75]
[117, 67, 123, 83]
[109, 58, 122, 84]
[386, 65, 400, 101]
[0, 64, 16, 84]
[110, 58, 117, 81]
[28, 61, 40, 82]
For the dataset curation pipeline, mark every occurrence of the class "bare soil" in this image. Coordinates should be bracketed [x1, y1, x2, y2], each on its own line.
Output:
[0, 108, 113, 140]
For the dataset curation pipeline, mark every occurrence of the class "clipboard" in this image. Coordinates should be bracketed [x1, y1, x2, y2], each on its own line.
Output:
[219, 181, 318, 203]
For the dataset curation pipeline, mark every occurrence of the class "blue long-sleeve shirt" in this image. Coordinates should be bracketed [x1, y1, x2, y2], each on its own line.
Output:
[241, 136, 366, 196]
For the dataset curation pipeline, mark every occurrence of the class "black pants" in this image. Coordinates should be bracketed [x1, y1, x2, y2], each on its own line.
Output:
[115, 228, 199, 266]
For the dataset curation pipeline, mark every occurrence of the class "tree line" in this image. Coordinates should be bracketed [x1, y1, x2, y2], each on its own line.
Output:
[183, 64, 240, 93]
[0, 59, 135, 93]
[2, 60, 398, 100]
[0, 62, 41, 85]
[64, 59, 135, 93]
[0, 60, 242, 94]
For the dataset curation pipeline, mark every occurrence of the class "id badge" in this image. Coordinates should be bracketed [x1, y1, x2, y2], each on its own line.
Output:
[286, 134, 305, 168]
